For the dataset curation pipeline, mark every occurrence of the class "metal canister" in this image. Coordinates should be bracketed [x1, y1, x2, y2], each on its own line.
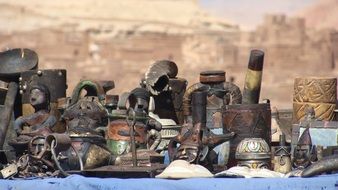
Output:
[223, 103, 271, 167]
[107, 119, 148, 155]
[293, 77, 337, 122]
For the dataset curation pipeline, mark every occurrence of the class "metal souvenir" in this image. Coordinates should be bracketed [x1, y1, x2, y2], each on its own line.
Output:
[0, 48, 38, 82]
[182, 70, 241, 166]
[235, 138, 271, 169]
[293, 77, 337, 122]
[20, 69, 67, 116]
[107, 89, 162, 157]
[144, 60, 187, 125]
[61, 80, 112, 170]
[242, 49, 264, 104]
[273, 134, 291, 174]
[292, 127, 317, 169]
[169, 91, 235, 170]
[223, 103, 271, 167]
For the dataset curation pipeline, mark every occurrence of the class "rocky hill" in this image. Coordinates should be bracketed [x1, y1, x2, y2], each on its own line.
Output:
[0, 0, 236, 34]
[297, 0, 338, 30]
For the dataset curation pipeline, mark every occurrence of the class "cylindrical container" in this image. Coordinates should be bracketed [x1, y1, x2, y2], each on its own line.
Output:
[293, 77, 337, 122]
[191, 91, 207, 126]
[20, 69, 67, 116]
[223, 103, 271, 167]
[107, 120, 148, 155]
[242, 50, 264, 104]
[45, 133, 72, 154]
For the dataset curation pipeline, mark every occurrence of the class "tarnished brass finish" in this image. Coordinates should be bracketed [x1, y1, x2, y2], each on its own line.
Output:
[293, 102, 335, 122]
[235, 138, 271, 169]
[242, 50, 264, 104]
[84, 144, 111, 169]
[223, 103, 271, 167]
[273, 134, 291, 174]
[293, 77, 337, 122]
[274, 154, 291, 174]
[114, 149, 164, 167]
[293, 77, 337, 103]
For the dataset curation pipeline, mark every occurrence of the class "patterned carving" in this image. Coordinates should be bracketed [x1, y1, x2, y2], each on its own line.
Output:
[293, 102, 335, 122]
[293, 78, 337, 103]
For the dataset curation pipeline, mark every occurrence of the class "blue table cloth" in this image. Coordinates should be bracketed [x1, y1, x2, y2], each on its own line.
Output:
[1, 174, 338, 190]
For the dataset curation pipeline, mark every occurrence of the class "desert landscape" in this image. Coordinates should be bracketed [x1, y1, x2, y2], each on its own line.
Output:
[0, 0, 337, 109]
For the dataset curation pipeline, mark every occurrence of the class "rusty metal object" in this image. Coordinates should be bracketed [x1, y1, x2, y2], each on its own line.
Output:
[7, 134, 71, 178]
[242, 49, 264, 104]
[63, 96, 107, 137]
[96, 80, 115, 94]
[223, 103, 271, 167]
[20, 70, 66, 104]
[273, 134, 291, 174]
[104, 94, 119, 112]
[107, 89, 162, 157]
[19, 69, 67, 133]
[108, 120, 147, 143]
[60, 80, 112, 170]
[200, 70, 225, 83]
[14, 84, 58, 136]
[45, 133, 72, 154]
[183, 71, 242, 129]
[183, 83, 208, 117]
[0, 48, 38, 82]
[235, 138, 271, 169]
[5, 133, 81, 178]
[293, 77, 337, 122]
[115, 149, 164, 167]
[143, 60, 187, 124]
[70, 164, 166, 178]
[144, 60, 178, 95]
[70, 80, 106, 106]
[9, 84, 58, 157]
[169, 91, 235, 168]
[0, 82, 18, 149]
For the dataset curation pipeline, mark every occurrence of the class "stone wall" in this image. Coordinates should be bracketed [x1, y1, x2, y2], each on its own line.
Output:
[0, 12, 336, 109]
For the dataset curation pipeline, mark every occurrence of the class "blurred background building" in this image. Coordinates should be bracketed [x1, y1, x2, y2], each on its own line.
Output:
[0, 0, 337, 108]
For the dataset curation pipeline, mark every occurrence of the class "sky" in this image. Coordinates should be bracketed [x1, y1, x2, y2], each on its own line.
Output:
[199, 0, 317, 30]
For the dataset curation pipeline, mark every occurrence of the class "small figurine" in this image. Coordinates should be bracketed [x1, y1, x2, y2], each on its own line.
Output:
[292, 127, 316, 169]
[14, 84, 57, 136]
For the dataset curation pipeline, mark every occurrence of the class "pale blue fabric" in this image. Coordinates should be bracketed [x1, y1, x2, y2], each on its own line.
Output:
[1, 174, 338, 190]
